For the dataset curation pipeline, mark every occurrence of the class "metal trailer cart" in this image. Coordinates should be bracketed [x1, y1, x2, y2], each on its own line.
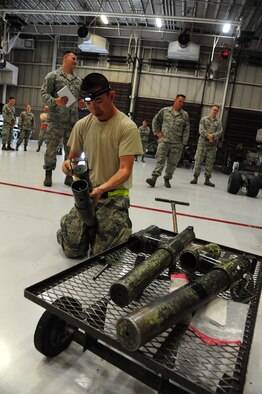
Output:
[24, 229, 262, 394]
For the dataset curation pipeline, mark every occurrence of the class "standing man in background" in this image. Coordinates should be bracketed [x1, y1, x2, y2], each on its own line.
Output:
[16, 104, 35, 151]
[146, 94, 190, 188]
[40, 51, 82, 187]
[1, 97, 16, 151]
[190, 104, 223, 187]
[138, 119, 151, 162]
[36, 105, 48, 152]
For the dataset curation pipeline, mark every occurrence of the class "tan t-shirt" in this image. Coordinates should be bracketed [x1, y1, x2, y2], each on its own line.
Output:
[68, 110, 143, 189]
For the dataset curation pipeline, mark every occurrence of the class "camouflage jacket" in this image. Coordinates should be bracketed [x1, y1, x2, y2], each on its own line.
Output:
[18, 111, 35, 131]
[152, 106, 190, 145]
[2, 104, 16, 125]
[40, 67, 82, 126]
[199, 115, 223, 145]
[138, 126, 151, 142]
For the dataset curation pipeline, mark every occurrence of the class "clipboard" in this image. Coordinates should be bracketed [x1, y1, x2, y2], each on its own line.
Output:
[57, 85, 76, 107]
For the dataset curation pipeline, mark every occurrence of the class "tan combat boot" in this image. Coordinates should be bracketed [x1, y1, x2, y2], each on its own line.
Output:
[204, 177, 215, 187]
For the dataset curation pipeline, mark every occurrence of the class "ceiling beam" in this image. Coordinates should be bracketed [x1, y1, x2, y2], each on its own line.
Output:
[19, 24, 237, 45]
[1, 8, 242, 27]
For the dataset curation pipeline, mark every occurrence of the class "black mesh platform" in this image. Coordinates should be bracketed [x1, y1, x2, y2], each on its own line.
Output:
[25, 230, 262, 394]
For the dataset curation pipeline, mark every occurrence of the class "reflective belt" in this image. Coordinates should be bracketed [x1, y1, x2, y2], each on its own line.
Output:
[108, 189, 129, 197]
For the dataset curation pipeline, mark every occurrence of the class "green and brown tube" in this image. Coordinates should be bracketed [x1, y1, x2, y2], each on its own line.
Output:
[110, 226, 195, 307]
[116, 255, 251, 351]
[180, 242, 221, 273]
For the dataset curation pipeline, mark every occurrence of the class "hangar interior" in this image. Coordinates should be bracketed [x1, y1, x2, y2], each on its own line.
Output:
[0, 1, 262, 394]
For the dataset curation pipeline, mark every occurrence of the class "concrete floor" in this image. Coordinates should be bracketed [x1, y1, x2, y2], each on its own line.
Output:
[0, 140, 261, 393]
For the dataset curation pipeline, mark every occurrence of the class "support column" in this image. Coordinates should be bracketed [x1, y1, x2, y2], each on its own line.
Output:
[128, 37, 141, 119]
[220, 50, 233, 120]
[51, 35, 59, 71]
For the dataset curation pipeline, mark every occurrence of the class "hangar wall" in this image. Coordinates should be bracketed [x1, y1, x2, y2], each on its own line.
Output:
[1, 36, 261, 143]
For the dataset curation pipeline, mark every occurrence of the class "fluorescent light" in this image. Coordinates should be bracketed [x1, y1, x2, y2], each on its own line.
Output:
[100, 15, 109, 25]
[156, 18, 162, 28]
[222, 23, 231, 33]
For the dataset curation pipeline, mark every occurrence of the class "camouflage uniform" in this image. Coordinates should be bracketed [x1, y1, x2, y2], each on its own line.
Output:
[138, 125, 151, 153]
[40, 67, 81, 170]
[17, 110, 35, 149]
[57, 138, 63, 155]
[2, 103, 16, 146]
[193, 115, 223, 178]
[151, 106, 190, 180]
[57, 196, 132, 258]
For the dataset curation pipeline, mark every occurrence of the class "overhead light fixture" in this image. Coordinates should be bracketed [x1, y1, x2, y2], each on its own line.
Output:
[100, 15, 109, 25]
[222, 23, 231, 33]
[156, 18, 162, 28]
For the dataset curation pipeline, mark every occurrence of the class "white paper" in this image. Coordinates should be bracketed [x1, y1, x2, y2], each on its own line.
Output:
[57, 85, 76, 107]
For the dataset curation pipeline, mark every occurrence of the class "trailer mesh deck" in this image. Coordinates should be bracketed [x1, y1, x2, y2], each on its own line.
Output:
[25, 231, 262, 394]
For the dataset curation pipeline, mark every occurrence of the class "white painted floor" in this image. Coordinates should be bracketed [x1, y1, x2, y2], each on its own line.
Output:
[0, 140, 261, 394]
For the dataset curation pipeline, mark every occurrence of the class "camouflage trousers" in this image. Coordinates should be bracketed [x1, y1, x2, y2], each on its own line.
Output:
[38, 127, 48, 147]
[16, 129, 32, 147]
[2, 124, 14, 145]
[43, 121, 74, 170]
[193, 141, 217, 178]
[57, 196, 132, 258]
[141, 141, 149, 154]
[152, 141, 183, 179]
[57, 138, 63, 150]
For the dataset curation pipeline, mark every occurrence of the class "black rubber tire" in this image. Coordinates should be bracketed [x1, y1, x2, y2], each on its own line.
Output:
[246, 176, 261, 197]
[227, 171, 242, 194]
[34, 296, 82, 357]
[222, 154, 234, 175]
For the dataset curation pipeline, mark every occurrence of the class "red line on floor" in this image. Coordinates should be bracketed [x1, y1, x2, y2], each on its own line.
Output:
[1, 181, 261, 230]
[131, 204, 262, 230]
[0, 181, 72, 197]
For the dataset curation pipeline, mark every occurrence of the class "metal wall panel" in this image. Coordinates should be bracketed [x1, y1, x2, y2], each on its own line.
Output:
[138, 73, 205, 103]
[2, 38, 262, 115]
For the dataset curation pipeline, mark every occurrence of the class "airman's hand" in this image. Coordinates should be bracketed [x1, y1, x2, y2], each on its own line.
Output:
[90, 187, 104, 206]
[55, 96, 68, 106]
[62, 159, 73, 176]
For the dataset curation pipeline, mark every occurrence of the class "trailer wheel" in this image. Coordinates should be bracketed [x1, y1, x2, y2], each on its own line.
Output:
[34, 296, 82, 357]
[227, 171, 242, 194]
[246, 176, 261, 197]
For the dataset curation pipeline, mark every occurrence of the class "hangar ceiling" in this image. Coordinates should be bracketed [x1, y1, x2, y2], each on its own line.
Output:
[1, 0, 261, 50]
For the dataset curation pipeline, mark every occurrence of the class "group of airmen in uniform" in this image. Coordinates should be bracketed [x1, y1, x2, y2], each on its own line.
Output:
[1, 50, 223, 259]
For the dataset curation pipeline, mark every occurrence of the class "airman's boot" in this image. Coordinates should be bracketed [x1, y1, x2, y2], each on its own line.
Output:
[44, 170, 52, 187]
[24, 145, 27, 151]
[164, 179, 171, 188]
[146, 176, 157, 187]
[204, 177, 215, 187]
[190, 176, 198, 184]
[7, 144, 14, 151]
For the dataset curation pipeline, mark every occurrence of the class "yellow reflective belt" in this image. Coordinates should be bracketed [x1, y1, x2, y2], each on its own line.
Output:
[108, 189, 129, 197]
